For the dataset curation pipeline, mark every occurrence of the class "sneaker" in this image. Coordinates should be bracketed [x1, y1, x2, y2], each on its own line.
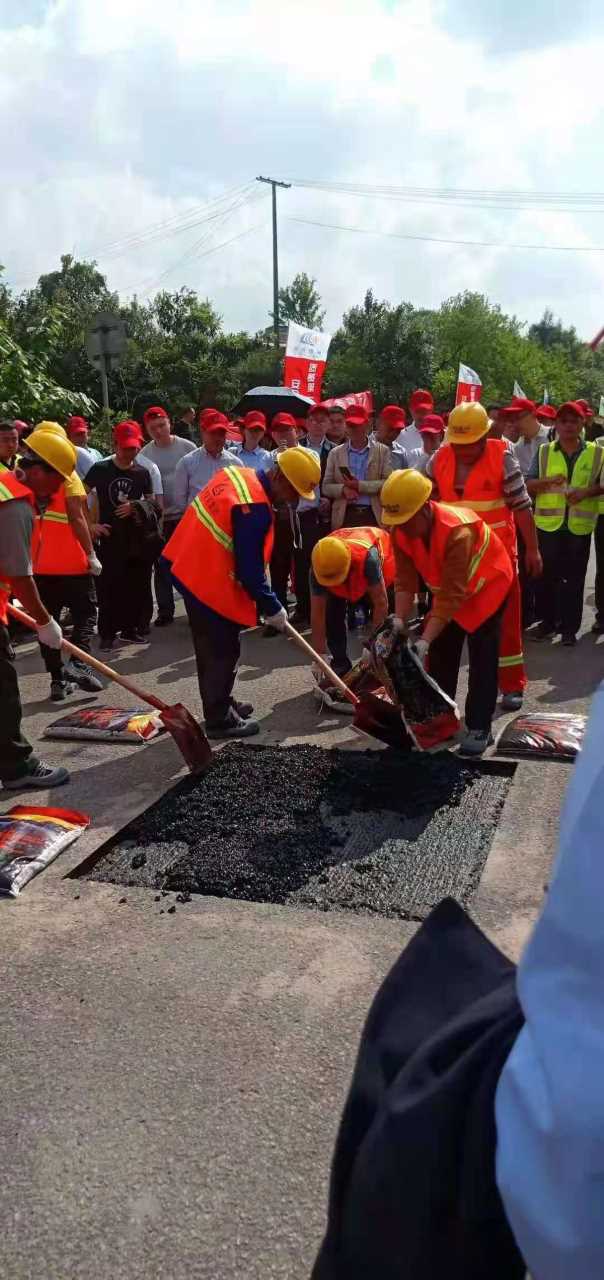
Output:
[500, 691, 523, 711]
[65, 659, 103, 693]
[232, 699, 254, 719]
[528, 622, 555, 641]
[137, 625, 151, 638]
[154, 615, 174, 627]
[458, 728, 494, 757]
[120, 630, 145, 643]
[591, 619, 604, 635]
[312, 681, 355, 715]
[205, 709, 260, 739]
[561, 633, 577, 646]
[50, 679, 77, 702]
[3, 761, 70, 790]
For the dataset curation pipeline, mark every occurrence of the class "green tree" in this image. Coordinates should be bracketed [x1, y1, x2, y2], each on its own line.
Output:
[277, 273, 325, 328]
[0, 323, 95, 421]
[324, 290, 434, 405]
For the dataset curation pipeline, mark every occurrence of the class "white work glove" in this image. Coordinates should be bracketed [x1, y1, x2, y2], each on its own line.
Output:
[412, 637, 430, 667]
[267, 607, 288, 632]
[391, 616, 406, 635]
[37, 618, 63, 650]
[311, 655, 330, 681]
[88, 552, 102, 577]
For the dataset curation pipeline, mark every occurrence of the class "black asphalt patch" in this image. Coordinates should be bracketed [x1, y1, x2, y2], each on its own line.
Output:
[79, 744, 512, 920]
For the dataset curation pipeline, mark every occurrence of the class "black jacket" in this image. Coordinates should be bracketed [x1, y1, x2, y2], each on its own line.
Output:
[312, 899, 525, 1280]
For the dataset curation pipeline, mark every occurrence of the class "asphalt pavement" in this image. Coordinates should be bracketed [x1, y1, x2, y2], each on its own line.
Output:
[1, 571, 602, 1279]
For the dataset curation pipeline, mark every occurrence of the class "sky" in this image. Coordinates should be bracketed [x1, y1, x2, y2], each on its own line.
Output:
[2, 0, 604, 340]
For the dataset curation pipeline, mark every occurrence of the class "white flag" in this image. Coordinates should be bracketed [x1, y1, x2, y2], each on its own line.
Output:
[455, 363, 482, 405]
[513, 380, 527, 399]
[599, 395, 604, 418]
[543, 387, 550, 405]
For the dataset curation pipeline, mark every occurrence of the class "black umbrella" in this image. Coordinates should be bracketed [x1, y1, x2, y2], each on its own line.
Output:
[232, 385, 316, 420]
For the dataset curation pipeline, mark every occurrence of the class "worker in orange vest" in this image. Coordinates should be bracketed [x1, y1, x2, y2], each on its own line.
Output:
[163, 447, 321, 739]
[380, 469, 513, 756]
[0, 429, 79, 790]
[309, 527, 395, 707]
[427, 401, 542, 711]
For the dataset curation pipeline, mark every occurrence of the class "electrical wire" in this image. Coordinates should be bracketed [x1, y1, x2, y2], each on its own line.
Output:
[288, 215, 604, 253]
[84, 182, 257, 260]
[291, 179, 604, 214]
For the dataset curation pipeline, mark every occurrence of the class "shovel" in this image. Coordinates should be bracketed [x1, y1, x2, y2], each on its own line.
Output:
[8, 604, 213, 773]
[283, 621, 412, 751]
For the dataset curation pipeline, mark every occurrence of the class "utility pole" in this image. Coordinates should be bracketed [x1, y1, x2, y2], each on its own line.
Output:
[257, 175, 291, 347]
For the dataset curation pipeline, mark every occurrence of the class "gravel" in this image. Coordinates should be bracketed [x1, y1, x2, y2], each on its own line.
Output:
[84, 744, 512, 920]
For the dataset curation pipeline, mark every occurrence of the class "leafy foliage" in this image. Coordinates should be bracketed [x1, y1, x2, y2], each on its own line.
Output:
[277, 272, 325, 328]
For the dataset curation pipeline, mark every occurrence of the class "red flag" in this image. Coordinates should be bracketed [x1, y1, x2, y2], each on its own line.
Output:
[283, 322, 332, 403]
[322, 390, 374, 414]
[455, 362, 482, 406]
[588, 326, 604, 352]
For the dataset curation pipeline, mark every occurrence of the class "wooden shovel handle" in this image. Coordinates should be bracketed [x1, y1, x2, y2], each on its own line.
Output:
[7, 603, 168, 713]
[283, 621, 359, 705]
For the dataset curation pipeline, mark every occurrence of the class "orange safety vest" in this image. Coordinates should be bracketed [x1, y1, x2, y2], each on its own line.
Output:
[327, 527, 395, 602]
[31, 487, 89, 576]
[0, 469, 35, 624]
[163, 466, 275, 626]
[432, 439, 517, 556]
[393, 501, 513, 632]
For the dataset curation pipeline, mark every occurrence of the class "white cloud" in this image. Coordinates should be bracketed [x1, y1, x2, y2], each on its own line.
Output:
[1, 0, 604, 340]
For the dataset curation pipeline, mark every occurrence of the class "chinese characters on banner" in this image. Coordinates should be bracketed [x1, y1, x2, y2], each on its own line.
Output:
[455, 362, 482, 405]
[283, 321, 332, 402]
[322, 390, 374, 414]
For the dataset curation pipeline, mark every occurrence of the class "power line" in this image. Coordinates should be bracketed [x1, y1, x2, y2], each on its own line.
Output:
[289, 215, 604, 253]
[290, 179, 604, 213]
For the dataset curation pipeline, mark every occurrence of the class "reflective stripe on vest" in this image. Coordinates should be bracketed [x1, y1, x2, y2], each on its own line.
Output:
[535, 442, 603, 535]
[432, 439, 516, 553]
[31, 488, 89, 576]
[0, 471, 35, 621]
[163, 465, 274, 627]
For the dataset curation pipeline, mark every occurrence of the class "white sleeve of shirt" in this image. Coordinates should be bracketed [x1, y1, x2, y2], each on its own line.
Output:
[136, 453, 163, 496]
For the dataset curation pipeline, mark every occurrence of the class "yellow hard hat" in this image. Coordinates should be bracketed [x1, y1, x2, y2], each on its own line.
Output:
[312, 536, 352, 587]
[380, 469, 432, 526]
[35, 420, 68, 438]
[445, 401, 489, 445]
[24, 428, 76, 479]
[276, 446, 321, 500]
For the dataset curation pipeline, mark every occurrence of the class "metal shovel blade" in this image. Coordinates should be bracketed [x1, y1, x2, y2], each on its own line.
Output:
[159, 704, 213, 773]
[352, 693, 414, 751]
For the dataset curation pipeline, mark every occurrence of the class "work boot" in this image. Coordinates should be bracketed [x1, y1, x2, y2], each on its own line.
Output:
[231, 699, 254, 719]
[3, 761, 70, 790]
[65, 658, 104, 693]
[500, 691, 523, 711]
[120, 629, 146, 643]
[458, 728, 494, 757]
[50, 678, 77, 702]
[154, 615, 174, 627]
[528, 622, 555, 641]
[205, 708, 260, 739]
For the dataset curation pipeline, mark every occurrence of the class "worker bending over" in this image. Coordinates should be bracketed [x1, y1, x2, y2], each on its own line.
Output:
[428, 401, 541, 711]
[380, 470, 513, 756]
[163, 448, 321, 739]
[310, 527, 394, 685]
[0, 430, 78, 790]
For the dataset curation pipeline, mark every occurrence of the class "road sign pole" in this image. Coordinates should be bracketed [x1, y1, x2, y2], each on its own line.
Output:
[100, 352, 110, 413]
[256, 176, 291, 348]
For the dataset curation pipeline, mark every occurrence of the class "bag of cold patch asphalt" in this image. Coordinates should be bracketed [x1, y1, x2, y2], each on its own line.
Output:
[0, 806, 90, 897]
[496, 711, 586, 761]
[366, 617, 460, 750]
[44, 705, 166, 743]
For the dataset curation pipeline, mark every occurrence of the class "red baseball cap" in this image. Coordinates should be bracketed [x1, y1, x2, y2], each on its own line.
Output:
[143, 405, 169, 426]
[556, 401, 586, 419]
[66, 415, 89, 434]
[380, 404, 406, 427]
[536, 404, 557, 420]
[243, 410, 266, 431]
[200, 410, 229, 433]
[308, 402, 330, 417]
[271, 412, 297, 431]
[576, 398, 593, 411]
[345, 406, 370, 426]
[409, 389, 434, 412]
[418, 413, 445, 435]
[114, 420, 144, 447]
[509, 397, 537, 415]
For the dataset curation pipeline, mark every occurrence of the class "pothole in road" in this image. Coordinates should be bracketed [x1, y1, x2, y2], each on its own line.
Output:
[73, 744, 514, 921]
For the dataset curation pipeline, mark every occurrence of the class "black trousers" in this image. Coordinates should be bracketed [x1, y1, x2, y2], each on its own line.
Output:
[326, 595, 353, 676]
[427, 600, 506, 732]
[293, 510, 323, 620]
[154, 516, 179, 620]
[185, 602, 241, 725]
[516, 527, 536, 628]
[270, 510, 294, 611]
[0, 620, 38, 783]
[594, 515, 604, 623]
[96, 539, 153, 640]
[535, 527, 591, 636]
[35, 573, 97, 680]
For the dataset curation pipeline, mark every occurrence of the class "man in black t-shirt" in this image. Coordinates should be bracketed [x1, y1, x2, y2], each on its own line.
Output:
[85, 420, 153, 649]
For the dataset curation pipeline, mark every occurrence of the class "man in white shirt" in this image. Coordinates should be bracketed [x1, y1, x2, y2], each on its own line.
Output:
[398, 389, 435, 455]
[174, 410, 243, 512]
[66, 416, 104, 480]
[139, 406, 196, 625]
[230, 411, 273, 472]
[407, 414, 446, 473]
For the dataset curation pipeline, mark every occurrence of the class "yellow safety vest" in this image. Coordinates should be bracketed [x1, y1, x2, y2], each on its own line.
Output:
[534, 441, 603, 535]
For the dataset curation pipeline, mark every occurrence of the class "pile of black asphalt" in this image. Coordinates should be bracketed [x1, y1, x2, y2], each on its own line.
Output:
[86, 744, 511, 920]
